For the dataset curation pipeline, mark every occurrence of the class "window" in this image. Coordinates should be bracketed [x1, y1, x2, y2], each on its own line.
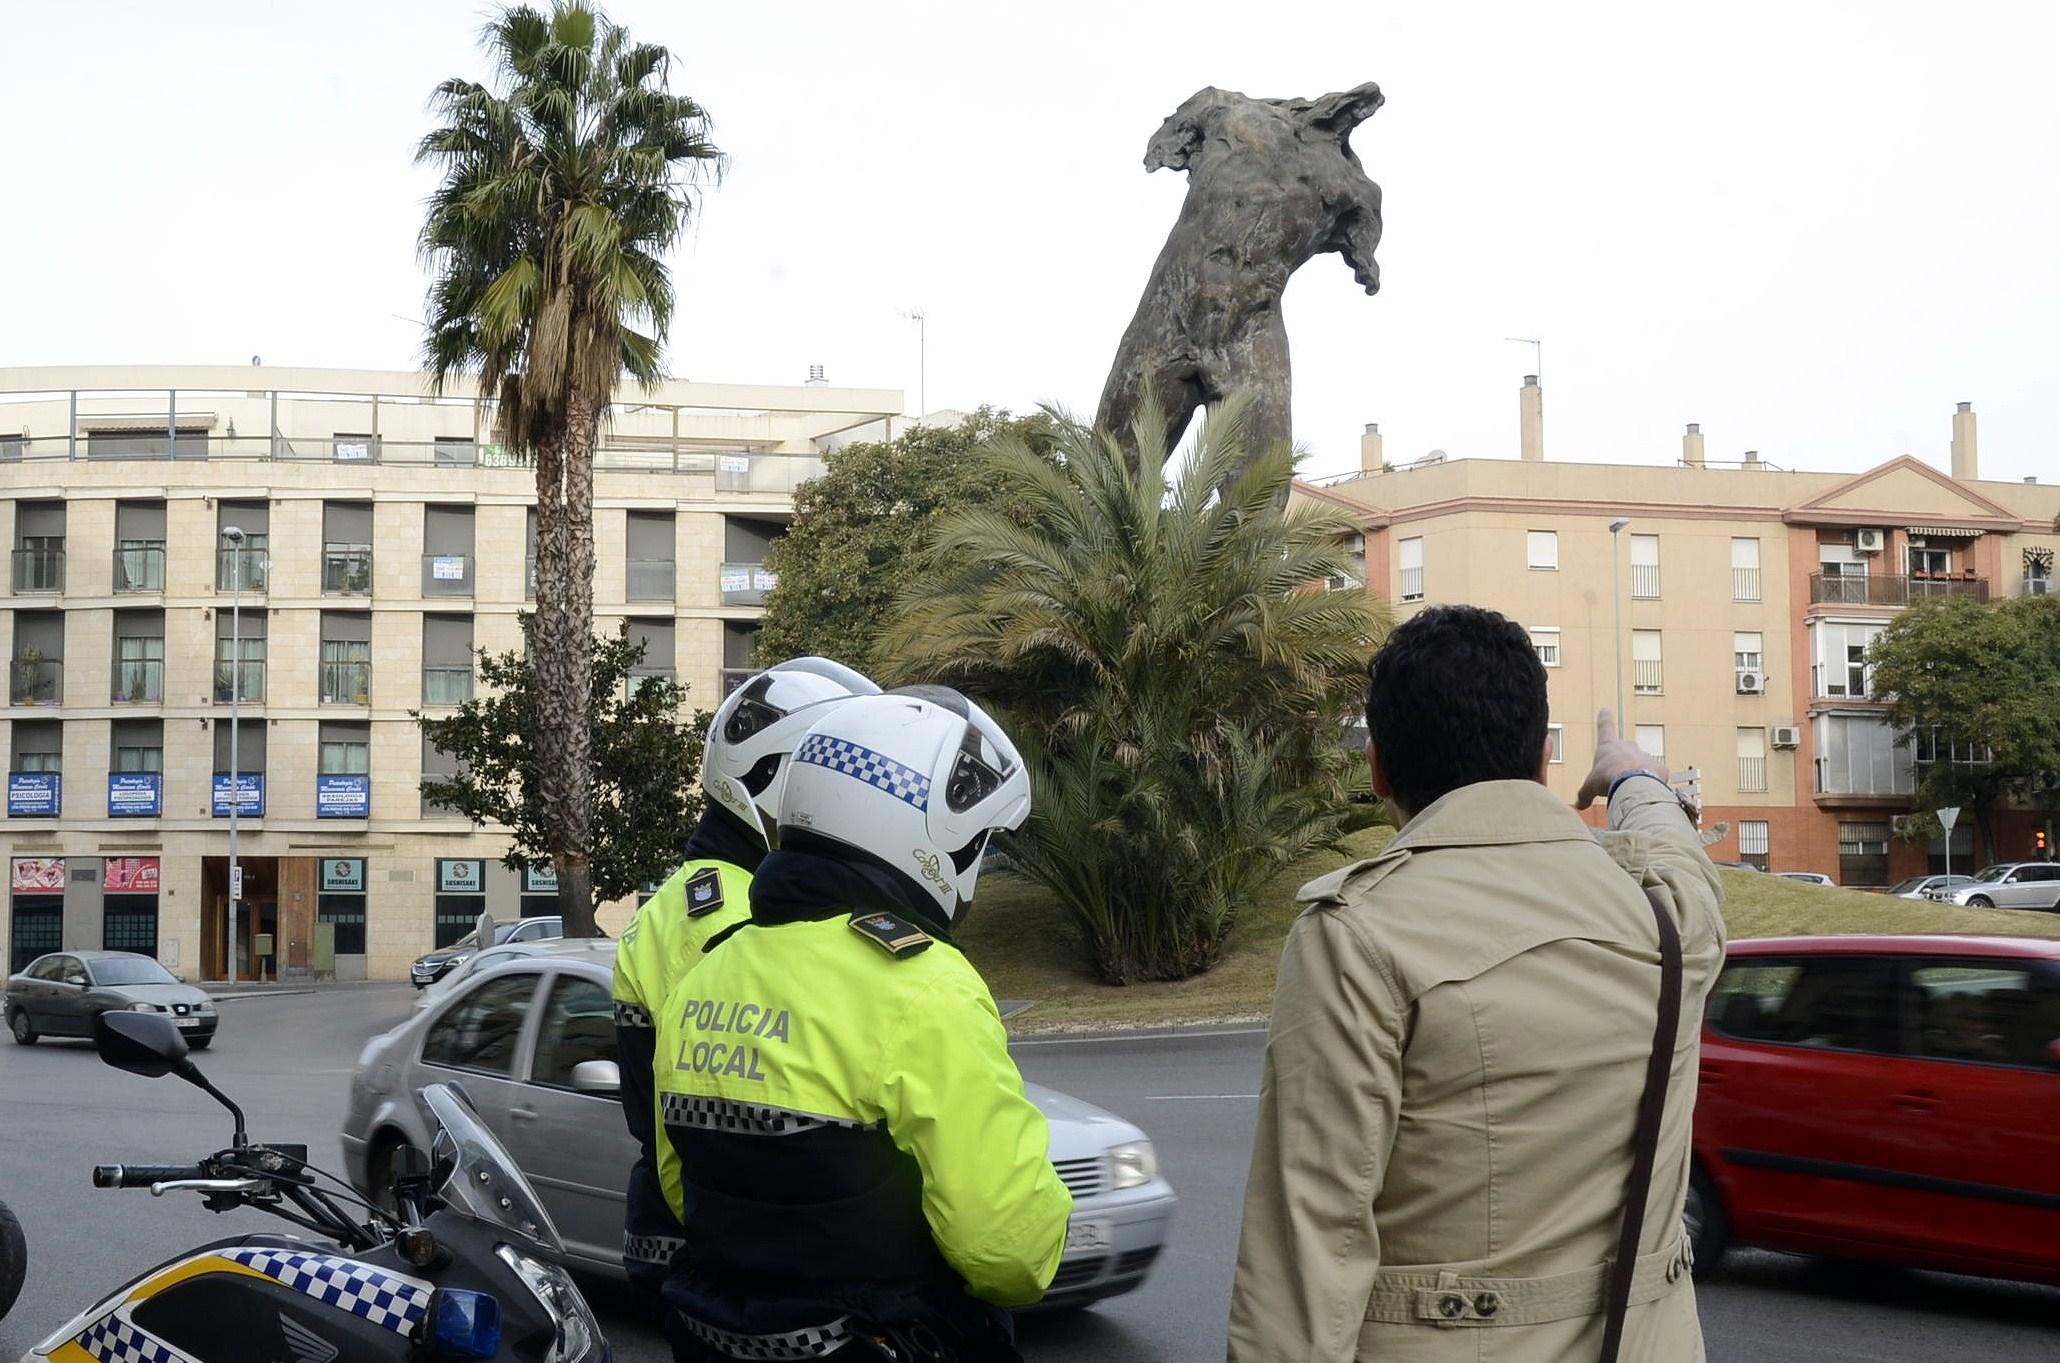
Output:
[1813, 715, 1915, 797]
[1731, 537, 1761, 602]
[12, 501, 66, 593]
[319, 722, 370, 775]
[1705, 955, 1897, 1052]
[1397, 536, 1424, 602]
[1809, 620, 1884, 699]
[1906, 961, 2060, 1068]
[1629, 534, 1659, 599]
[530, 976, 616, 1087]
[524, 508, 537, 600]
[9, 722, 63, 797]
[1526, 530, 1558, 571]
[115, 501, 167, 592]
[212, 719, 266, 786]
[102, 896, 158, 955]
[1634, 725, 1666, 762]
[319, 612, 373, 705]
[1738, 820, 1771, 871]
[423, 733, 464, 818]
[626, 619, 676, 696]
[9, 610, 63, 706]
[1632, 630, 1663, 694]
[112, 610, 165, 704]
[113, 719, 162, 773]
[1529, 627, 1561, 668]
[421, 975, 536, 1074]
[322, 502, 374, 595]
[423, 505, 476, 597]
[214, 608, 266, 702]
[1737, 728, 1767, 793]
[2026, 550, 2054, 597]
[422, 614, 475, 705]
[626, 510, 677, 602]
[216, 501, 269, 592]
[1734, 631, 1763, 675]
[1913, 729, 1994, 767]
[1545, 724, 1564, 764]
[1838, 821, 1893, 887]
[1908, 546, 1952, 577]
[720, 515, 784, 605]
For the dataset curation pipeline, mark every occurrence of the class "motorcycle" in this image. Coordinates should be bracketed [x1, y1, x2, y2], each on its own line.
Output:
[16, 1010, 607, 1363]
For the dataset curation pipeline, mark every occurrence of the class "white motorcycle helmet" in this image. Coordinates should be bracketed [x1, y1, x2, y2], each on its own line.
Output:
[780, 686, 1030, 921]
[703, 657, 881, 847]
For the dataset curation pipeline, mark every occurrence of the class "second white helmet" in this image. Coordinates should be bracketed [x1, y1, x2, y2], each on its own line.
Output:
[778, 686, 1030, 921]
[703, 657, 881, 846]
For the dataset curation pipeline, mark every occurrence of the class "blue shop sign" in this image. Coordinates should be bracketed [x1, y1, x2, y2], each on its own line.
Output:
[7, 772, 60, 817]
[107, 772, 163, 818]
[316, 774, 370, 819]
[211, 773, 265, 817]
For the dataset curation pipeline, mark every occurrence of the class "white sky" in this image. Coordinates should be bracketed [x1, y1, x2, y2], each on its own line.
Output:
[5, 1, 2057, 484]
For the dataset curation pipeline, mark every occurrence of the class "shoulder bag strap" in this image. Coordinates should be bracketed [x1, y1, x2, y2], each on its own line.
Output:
[1598, 886, 1684, 1363]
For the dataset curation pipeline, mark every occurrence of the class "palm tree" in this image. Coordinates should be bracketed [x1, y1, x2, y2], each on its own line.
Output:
[418, 2, 721, 935]
[880, 401, 1389, 981]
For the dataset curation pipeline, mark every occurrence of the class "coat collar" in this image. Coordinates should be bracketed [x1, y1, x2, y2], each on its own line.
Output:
[1298, 781, 1593, 905]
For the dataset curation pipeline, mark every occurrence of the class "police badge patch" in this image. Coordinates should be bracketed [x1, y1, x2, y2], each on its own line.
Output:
[685, 867, 725, 917]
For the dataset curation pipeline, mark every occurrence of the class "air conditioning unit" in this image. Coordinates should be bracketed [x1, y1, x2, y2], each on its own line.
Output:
[1736, 670, 1765, 695]
[1771, 725, 1802, 750]
[1853, 529, 1885, 553]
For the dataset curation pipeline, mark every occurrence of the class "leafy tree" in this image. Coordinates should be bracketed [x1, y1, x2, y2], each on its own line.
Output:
[1869, 594, 2060, 864]
[417, 620, 710, 916]
[754, 409, 1060, 674]
[879, 401, 1389, 982]
[417, 1, 722, 934]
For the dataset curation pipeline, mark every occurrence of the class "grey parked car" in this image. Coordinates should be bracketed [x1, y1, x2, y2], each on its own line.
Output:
[4, 950, 217, 1048]
[1932, 862, 2060, 910]
[408, 915, 565, 989]
[343, 942, 1176, 1308]
[1886, 873, 1973, 900]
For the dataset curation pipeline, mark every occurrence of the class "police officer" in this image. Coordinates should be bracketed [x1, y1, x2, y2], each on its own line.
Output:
[613, 657, 878, 1347]
[654, 687, 1071, 1363]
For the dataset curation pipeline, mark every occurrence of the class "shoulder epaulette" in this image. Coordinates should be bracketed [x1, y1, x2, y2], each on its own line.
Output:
[684, 866, 725, 918]
[847, 910, 932, 960]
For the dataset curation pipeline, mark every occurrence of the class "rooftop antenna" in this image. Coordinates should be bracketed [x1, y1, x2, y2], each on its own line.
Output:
[1504, 337, 1542, 382]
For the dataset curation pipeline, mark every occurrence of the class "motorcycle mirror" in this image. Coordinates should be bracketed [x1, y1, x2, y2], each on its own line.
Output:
[93, 1010, 189, 1077]
[570, 1059, 621, 1095]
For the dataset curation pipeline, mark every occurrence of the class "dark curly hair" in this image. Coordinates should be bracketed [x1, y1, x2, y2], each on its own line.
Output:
[1364, 604, 1549, 815]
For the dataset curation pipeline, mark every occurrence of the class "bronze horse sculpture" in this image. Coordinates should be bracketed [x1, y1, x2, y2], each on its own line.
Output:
[1097, 82, 1385, 466]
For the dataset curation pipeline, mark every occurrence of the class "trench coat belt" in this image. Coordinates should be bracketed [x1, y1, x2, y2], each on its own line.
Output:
[1364, 1234, 1694, 1328]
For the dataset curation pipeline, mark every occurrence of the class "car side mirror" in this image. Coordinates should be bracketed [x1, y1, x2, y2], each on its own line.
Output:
[571, 1059, 621, 1095]
[67, 976, 90, 988]
[94, 1010, 189, 1077]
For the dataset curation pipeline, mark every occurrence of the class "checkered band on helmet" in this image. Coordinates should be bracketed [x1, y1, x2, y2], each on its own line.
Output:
[793, 734, 933, 809]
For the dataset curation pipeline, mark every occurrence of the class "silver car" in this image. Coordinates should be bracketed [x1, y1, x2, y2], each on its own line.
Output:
[1885, 873, 1973, 901]
[5, 950, 218, 1048]
[1931, 862, 2060, 910]
[341, 942, 1176, 1308]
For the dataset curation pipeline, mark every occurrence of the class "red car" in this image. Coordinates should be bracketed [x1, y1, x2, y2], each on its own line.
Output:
[1691, 935, 2060, 1287]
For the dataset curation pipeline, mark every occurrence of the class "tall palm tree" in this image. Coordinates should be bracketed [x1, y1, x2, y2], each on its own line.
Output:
[418, 2, 721, 934]
[881, 401, 1389, 980]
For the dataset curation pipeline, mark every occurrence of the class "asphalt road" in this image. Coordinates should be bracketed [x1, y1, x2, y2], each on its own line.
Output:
[1, 989, 2054, 1362]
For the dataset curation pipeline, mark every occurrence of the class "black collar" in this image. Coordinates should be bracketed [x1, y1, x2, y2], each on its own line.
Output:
[748, 842, 955, 944]
[684, 804, 768, 874]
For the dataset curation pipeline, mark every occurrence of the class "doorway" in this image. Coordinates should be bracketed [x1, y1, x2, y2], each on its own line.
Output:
[201, 856, 278, 981]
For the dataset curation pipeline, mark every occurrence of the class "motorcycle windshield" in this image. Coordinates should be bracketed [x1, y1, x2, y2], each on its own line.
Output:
[422, 1081, 564, 1255]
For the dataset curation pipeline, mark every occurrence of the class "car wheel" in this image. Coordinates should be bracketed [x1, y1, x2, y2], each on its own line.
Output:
[188, 1036, 212, 1051]
[0, 1196, 26, 1321]
[1684, 1164, 1728, 1276]
[1968, 895, 1994, 909]
[7, 1010, 33, 1046]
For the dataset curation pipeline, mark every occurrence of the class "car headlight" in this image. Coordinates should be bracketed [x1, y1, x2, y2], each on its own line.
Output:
[1107, 1140, 1158, 1190]
[494, 1246, 602, 1363]
[128, 1002, 164, 1013]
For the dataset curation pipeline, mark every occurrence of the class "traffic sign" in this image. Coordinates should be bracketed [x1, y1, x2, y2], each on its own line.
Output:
[1937, 806, 1960, 832]
[230, 864, 243, 903]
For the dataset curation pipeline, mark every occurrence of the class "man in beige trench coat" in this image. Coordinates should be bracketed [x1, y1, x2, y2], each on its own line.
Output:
[1228, 605, 1725, 1362]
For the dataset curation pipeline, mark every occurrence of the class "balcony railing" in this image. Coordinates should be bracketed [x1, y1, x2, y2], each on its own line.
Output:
[1732, 566, 1760, 601]
[423, 553, 473, 597]
[320, 660, 371, 706]
[627, 558, 677, 601]
[8, 658, 61, 706]
[112, 657, 164, 704]
[1398, 566, 1424, 602]
[1737, 755, 1767, 793]
[1633, 659, 1664, 694]
[1809, 572, 1988, 606]
[1630, 564, 1661, 599]
[216, 547, 268, 593]
[214, 661, 266, 704]
[422, 667, 474, 706]
[719, 561, 779, 607]
[322, 546, 373, 595]
[114, 545, 166, 592]
[11, 548, 64, 593]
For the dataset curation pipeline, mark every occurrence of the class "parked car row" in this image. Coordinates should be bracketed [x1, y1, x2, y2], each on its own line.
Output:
[409, 914, 568, 988]
[1926, 862, 2060, 911]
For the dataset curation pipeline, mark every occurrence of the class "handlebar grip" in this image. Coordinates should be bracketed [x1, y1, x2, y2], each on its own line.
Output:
[93, 1163, 206, 1188]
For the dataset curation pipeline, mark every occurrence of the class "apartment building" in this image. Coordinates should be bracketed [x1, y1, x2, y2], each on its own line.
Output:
[1306, 387, 2060, 886]
[0, 365, 900, 981]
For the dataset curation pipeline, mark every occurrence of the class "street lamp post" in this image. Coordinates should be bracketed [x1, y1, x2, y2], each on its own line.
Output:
[1609, 517, 1631, 723]
[222, 525, 244, 982]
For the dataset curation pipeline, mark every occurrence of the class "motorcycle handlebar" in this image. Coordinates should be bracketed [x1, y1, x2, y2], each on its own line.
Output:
[93, 1163, 208, 1189]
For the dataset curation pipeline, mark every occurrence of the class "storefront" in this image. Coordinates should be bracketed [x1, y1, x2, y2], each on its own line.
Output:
[102, 856, 160, 956]
[318, 857, 369, 981]
[8, 856, 64, 973]
[434, 858, 485, 948]
[520, 864, 559, 918]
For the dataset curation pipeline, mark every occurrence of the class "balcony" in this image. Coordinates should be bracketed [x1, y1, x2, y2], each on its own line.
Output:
[422, 666, 474, 706]
[8, 658, 61, 706]
[1633, 659, 1664, 695]
[1732, 566, 1761, 601]
[214, 661, 266, 704]
[112, 658, 164, 704]
[1809, 572, 1988, 606]
[216, 546, 268, 593]
[627, 558, 677, 602]
[11, 547, 64, 594]
[423, 553, 473, 597]
[114, 545, 166, 593]
[321, 659, 372, 706]
[719, 561, 779, 607]
[1398, 566, 1424, 603]
[323, 546, 373, 595]
[1631, 564, 1661, 599]
[1737, 755, 1767, 793]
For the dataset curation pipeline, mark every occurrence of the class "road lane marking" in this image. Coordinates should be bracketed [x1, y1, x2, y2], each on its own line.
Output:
[1143, 1093, 1260, 1100]
[1011, 1026, 1269, 1047]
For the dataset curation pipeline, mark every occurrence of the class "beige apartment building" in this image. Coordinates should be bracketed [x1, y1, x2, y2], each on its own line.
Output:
[1304, 384, 2060, 886]
[0, 364, 900, 981]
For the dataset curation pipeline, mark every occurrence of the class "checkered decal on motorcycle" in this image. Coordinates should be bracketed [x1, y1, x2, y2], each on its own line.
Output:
[218, 1248, 431, 1334]
[794, 735, 931, 809]
[75, 1316, 193, 1363]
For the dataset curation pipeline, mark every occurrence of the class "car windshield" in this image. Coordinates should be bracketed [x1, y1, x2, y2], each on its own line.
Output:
[1887, 877, 1930, 894]
[1972, 865, 2011, 883]
[90, 957, 177, 987]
